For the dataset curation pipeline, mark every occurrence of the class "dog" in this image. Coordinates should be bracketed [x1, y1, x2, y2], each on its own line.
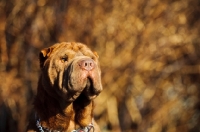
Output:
[27, 42, 103, 132]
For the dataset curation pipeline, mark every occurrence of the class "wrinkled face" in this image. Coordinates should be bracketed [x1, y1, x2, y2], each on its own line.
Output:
[39, 42, 102, 102]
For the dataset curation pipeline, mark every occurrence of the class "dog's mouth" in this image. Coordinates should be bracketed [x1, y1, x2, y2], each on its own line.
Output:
[67, 77, 100, 101]
[86, 77, 92, 89]
[63, 58, 102, 101]
[82, 78, 98, 100]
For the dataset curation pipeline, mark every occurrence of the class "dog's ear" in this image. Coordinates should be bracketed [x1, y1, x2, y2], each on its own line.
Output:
[93, 51, 99, 58]
[39, 47, 53, 69]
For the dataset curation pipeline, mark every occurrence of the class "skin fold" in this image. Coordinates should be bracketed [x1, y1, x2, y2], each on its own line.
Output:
[27, 42, 102, 132]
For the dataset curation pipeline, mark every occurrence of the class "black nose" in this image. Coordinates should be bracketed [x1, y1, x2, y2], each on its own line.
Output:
[78, 58, 95, 71]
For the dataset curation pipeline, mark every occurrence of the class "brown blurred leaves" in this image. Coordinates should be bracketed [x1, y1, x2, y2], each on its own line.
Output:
[0, 0, 200, 131]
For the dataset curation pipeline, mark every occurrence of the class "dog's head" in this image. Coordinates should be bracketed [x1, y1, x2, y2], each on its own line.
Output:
[39, 42, 102, 102]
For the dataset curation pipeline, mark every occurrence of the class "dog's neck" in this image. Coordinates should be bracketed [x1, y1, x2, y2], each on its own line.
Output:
[34, 79, 94, 131]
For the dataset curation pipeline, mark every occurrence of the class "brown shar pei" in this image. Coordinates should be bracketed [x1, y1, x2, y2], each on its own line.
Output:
[27, 42, 103, 132]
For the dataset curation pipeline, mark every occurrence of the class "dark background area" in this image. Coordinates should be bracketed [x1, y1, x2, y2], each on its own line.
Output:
[0, 0, 200, 131]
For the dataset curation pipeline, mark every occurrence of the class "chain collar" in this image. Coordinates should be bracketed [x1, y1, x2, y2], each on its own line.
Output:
[36, 118, 94, 132]
[72, 123, 94, 132]
[36, 119, 52, 132]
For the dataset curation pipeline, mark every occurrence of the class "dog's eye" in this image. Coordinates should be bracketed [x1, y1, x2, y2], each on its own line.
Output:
[61, 55, 68, 63]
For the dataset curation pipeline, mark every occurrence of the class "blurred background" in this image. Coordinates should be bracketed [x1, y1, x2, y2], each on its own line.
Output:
[0, 0, 200, 131]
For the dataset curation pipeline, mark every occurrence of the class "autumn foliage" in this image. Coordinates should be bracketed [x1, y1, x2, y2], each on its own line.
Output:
[0, 0, 200, 131]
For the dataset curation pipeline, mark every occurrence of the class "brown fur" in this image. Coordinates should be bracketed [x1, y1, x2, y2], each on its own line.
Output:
[27, 42, 102, 132]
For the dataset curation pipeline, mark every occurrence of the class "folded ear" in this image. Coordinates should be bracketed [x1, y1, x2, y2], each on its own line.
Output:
[39, 47, 53, 69]
[93, 51, 99, 58]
